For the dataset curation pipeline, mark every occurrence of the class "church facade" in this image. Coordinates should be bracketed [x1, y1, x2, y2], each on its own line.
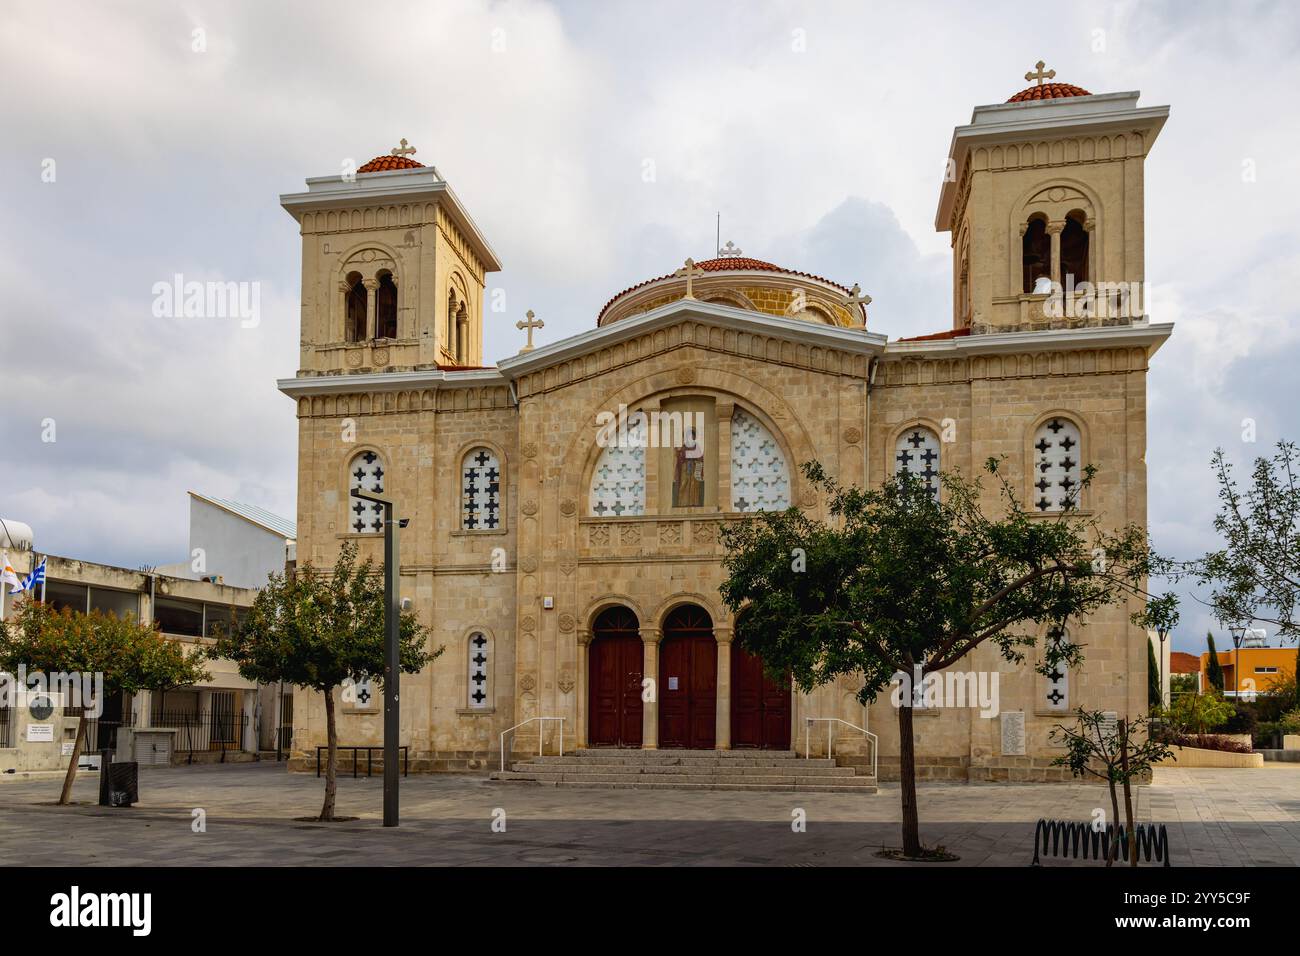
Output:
[276, 72, 1171, 781]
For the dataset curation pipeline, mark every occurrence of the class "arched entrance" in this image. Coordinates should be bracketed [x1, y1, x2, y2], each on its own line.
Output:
[658, 604, 717, 749]
[731, 644, 792, 749]
[587, 606, 643, 747]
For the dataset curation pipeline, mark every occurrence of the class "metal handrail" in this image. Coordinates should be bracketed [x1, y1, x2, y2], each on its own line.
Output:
[500, 716, 565, 772]
[804, 717, 878, 780]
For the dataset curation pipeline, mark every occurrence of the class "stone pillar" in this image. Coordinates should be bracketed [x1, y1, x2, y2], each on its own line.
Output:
[134, 690, 152, 729]
[363, 277, 379, 340]
[338, 281, 352, 340]
[456, 316, 468, 363]
[714, 625, 733, 750]
[576, 629, 591, 748]
[641, 398, 661, 514]
[641, 626, 661, 749]
[1046, 221, 1065, 286]
[716, 402, 735, 510]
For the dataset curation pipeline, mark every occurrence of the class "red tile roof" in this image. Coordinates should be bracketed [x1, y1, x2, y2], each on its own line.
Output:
[1170, 652, 1201, 674]
[357, 154, 426, 173]
[1006, 82, 1092, 103]
[597, 256, 855, 325]
[895, 327, 973, 343]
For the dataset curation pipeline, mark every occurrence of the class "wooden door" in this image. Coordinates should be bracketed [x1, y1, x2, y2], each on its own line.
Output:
[587, 607, 643, 747]
[658, 605, 717, 749]
[731, 644, 792, 749]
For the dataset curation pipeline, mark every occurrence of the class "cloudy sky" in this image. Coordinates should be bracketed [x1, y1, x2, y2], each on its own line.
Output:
[2, 0, 1298, 653]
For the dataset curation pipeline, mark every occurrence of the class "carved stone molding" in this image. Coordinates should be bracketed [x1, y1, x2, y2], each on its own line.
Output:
[558, 613, 576, 633]
[521, 499, 539, 516]
[560, 498, 577, 517]
[519, 556, 539, 574]
[518, 674, 536, 692]
[521, 615, 537, 633]
[522, 441, 539, 459]
[842, 426, 862, 445]
[557, 674, 575, 695]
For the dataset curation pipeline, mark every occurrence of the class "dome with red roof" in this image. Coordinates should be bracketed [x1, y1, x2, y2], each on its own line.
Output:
[597, 253, 866, 329]
[357, 154, 426, 174]
[1006, 81, 1092, 103]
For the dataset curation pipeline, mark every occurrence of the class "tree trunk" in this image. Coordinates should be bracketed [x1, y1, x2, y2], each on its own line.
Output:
[320, 690, 338, 822]
[58, 713, 88, 806]
[1119, 720, 1137, 867]
[1106, 777, 1121, 867]
[897, 702, 922, 857]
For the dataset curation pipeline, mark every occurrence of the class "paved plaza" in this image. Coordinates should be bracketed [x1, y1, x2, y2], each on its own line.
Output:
[1, 762, 1297, 866]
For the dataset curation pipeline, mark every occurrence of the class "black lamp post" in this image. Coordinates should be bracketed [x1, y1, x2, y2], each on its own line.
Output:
[349, 486, 407, 827]
[1228, 623, 1248, 701]
[1155, 622, 1171, 707]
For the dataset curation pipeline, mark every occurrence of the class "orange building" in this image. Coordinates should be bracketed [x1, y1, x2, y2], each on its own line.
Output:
[1200, 648, 1297, 698]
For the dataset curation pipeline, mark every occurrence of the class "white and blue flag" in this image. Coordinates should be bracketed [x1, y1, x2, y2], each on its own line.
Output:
[10, 556, 45, 594]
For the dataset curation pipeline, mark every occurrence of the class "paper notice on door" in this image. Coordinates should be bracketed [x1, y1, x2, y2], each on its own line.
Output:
[668, 677, 678, 690]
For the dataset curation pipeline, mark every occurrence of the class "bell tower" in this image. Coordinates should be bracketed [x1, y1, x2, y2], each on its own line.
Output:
[935, 65, 1168, 334]
[280, 142, 502, 374]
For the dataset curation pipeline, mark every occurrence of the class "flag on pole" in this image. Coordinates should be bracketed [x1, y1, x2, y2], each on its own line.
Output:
[11, 556, 46, 595]
[1, 552, 21, 593]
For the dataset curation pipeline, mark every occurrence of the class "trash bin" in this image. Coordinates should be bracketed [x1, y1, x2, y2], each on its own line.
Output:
[97, 749, 139, 807]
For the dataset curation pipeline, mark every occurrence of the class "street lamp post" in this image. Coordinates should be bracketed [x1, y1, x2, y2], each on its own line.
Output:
[1155, 623, 1171, 707]
[349, 486, 407, 828]
[1228, 623, 1248, 701]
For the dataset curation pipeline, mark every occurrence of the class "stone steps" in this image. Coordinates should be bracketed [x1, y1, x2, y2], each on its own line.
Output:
[490, 748, 877, 794]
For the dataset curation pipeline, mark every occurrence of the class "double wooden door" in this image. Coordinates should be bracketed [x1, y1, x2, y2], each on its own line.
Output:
[587, 607, 643, 747]
[658, 605, 717, 749]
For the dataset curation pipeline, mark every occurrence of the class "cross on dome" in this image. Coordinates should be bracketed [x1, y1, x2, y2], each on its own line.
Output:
[1024, 60, 1056, 86]
[391, 138, 417, 158]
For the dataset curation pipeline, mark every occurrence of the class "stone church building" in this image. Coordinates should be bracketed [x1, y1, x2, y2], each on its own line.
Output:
[276, 70, 1171, 782]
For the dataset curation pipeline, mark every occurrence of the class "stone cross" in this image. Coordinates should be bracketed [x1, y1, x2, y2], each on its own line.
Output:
[675, 258, 702, 299]
[1024, 60, 1056, 87]
[516, 309, 544, 352]
[391, 138, 417, 158]
[718, 240, 744, 258]
[842, 283, 872, 326]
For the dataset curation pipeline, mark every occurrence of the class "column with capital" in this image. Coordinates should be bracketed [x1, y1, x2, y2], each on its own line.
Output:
[1046, 221, 1065, 287]
[338, 280, 353, 341]
[716, 402, 735, 512]
[641, 398, 661, 515]
[714, 624, 733, 750]
[641, 626, 661, 749]
[575, 629, 592, 748]
[363, 277, 379, 340]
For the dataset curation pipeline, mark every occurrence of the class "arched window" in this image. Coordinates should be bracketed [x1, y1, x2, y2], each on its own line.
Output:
[1032, 417, 1083, 512]
[376, 272, 398, 339]
[1022, 216, 1051, 293]
[1042, 625, 1070, 712]
[894, 426, 941, 499]
[730, 408, 790, 512]
[589, 415, 646, 517]
[1060, 212, 1089, 286]
[461, 447, 501, 530]
[345, 273, 367, 342]
[467, 632, 491, 709]
[348, 450, 385, 533]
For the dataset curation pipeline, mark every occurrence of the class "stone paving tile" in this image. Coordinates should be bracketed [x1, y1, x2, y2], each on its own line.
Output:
[1, 761, 1297, 866]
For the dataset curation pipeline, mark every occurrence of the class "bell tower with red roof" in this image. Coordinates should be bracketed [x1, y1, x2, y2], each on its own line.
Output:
[935, 63, 1168, 335]
[280, 141, 501, 375]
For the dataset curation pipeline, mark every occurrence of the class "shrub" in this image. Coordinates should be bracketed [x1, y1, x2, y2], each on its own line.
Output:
[1172, 733, 1253, 754]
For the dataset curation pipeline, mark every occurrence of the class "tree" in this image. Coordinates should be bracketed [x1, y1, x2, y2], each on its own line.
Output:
[1162, 689, 1234, 736]
[1205, 633, 1225, 692]
[1164, 443, 1300, 640]
[1147, 640, 1161, 710]
[1050, 710, 1172, 866]
[209, 542, 438, 821]
[719, 459, 1163, 859]
[0, 599, 210, 804]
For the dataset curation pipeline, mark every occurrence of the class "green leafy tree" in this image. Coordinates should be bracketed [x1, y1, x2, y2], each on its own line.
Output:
[719, 459, 1163, 859]
[1147, 640, 1161, 710]
[1050, 710, 1172, 866]
[209, 542, 438, 821]
[1166, 444, 1300, 641]
[1162, 689, 1234, 736]
[1205, 633, 1225, 692]
[0, 599, 210, 804]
